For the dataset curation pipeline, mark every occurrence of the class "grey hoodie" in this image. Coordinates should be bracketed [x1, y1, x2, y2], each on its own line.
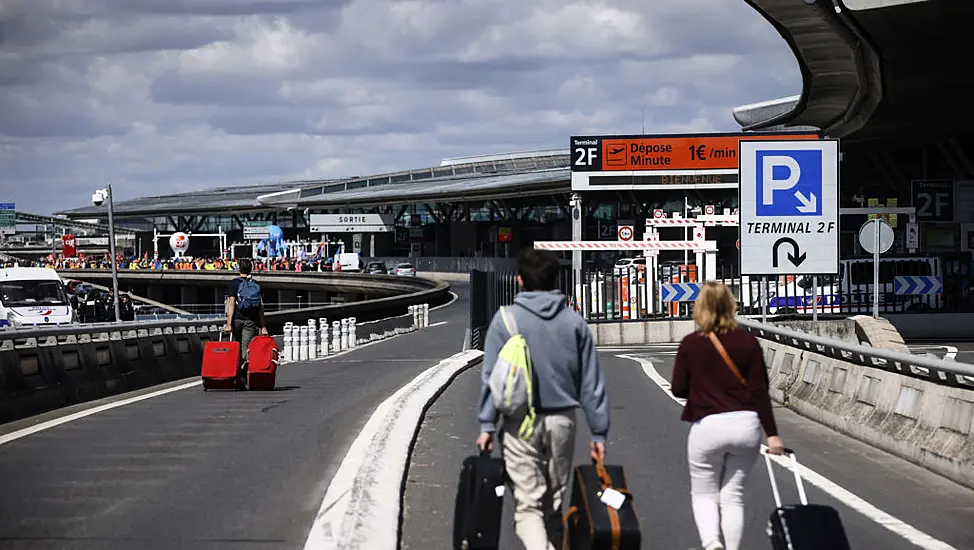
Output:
[478, 290, 610, 443]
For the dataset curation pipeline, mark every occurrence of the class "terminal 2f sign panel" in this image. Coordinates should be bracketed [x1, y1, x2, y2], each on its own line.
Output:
[570, 132, 819, 191]
[739, 139, 840, 277]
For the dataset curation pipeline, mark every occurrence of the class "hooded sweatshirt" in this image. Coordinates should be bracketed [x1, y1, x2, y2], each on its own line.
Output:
[478, 290, 610, 443]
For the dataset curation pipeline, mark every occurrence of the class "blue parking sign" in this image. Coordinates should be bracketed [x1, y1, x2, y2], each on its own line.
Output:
[755, 150, 822, 217]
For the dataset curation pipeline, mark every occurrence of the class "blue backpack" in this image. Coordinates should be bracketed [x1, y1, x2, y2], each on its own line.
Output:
[236, 277, 262, 311]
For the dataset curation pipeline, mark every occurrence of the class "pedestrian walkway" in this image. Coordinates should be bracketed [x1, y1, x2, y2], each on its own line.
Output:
[400, 349, 974, 549]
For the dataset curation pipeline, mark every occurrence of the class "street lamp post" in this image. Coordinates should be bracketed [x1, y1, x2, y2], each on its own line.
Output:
[93, 185, 122, 322]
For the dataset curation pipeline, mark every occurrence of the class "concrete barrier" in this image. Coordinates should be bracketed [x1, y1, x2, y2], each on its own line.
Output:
[61, 270, 452, 334]
[588, 320, 696, 346]
[0, 323, 220, 425]
[759, 336, 974, 490]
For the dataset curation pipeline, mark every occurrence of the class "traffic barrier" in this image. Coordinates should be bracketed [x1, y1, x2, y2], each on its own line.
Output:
[319, 317, 329, 357]
[752, 325, 974, 490]
[0, 321, 220, 425]
[308, 319, 318, 360]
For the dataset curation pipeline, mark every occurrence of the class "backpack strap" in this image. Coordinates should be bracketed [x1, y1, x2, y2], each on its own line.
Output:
[499, 306, 519, 337]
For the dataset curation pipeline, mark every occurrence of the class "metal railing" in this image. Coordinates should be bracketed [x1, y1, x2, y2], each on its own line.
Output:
[741, 318, 974, 387]
[0, 318, 223, 341]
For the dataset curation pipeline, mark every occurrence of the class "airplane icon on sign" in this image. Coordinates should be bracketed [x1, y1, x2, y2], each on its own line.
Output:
[610, 146, 625, 155]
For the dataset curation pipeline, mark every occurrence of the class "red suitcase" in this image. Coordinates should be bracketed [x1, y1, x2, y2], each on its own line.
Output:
[202, 332, 242, 390]
[246, 335, 279, 390]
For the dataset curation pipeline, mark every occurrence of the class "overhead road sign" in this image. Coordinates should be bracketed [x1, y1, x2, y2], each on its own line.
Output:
[309, 213, 394, 234]
[243, 221, 270, 241]
[570, 132, 819, 191]
[0, 203, 14, 236]
[661, 283, 701, 302]
[739, 139, 840, 276]
[894, 276, 942, 296]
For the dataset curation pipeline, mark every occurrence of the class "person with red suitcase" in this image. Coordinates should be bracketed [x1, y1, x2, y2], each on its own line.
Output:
[224, 258, 268, 386]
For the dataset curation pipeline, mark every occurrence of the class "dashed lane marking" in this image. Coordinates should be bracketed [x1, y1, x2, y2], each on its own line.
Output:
[618, 353, 959, 550]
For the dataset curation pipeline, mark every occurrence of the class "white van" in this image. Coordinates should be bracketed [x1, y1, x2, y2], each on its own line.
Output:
[335, 252, 362, 272]
[0, 267, 76, 328]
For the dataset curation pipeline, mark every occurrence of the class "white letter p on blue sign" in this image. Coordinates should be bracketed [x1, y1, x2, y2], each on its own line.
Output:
[761, 155, 800, 205]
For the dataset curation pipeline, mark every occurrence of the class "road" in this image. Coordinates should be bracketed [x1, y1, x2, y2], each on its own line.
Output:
[0, 284, 468, 550]
[401, 343, 974, 550]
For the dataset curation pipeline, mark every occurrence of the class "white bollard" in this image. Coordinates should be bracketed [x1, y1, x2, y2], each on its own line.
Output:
[307, 319, 318, 359]
[332, 320, 342, 352]
[298, 326, 309, 361]
[319, 317, 329, 356]
[422, 303, 429, 327]
[340, 319, 349, 351]
[410, 305, 419, 327]
[348, 317, 357, 349]
[283, 322, 294, 363]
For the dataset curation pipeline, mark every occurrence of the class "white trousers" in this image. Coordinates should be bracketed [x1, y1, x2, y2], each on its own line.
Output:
[502, 410, 577, 550]
[687, 410, 762, 550]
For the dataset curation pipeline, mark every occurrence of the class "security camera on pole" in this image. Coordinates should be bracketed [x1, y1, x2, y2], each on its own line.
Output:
[92, 185, 122, 323]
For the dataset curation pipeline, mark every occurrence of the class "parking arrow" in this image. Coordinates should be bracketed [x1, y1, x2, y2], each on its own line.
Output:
[795, 191, 817, 213]
[772, 237, 806, 268]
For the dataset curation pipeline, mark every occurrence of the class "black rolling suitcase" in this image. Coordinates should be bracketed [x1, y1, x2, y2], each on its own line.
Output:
[453, 450, 505, 550]
[563, 458, 641, 549]
[764, 448, 851, 550]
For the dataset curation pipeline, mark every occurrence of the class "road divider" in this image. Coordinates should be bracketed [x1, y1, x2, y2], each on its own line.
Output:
[302, 348, 483, 550]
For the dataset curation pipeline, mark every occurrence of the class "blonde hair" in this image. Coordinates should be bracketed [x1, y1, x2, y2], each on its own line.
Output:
[693, 282, 738, 335]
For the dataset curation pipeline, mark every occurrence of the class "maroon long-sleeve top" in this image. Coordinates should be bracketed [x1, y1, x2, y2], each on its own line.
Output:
[670, 328, 779, 437]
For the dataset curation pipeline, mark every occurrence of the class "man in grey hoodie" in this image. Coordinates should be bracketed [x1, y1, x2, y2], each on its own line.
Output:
[477, 248, 610, 550]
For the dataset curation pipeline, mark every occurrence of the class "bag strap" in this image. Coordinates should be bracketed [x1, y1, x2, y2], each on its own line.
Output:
[499, 306, 519, 337]
[707, 332, 747, 387]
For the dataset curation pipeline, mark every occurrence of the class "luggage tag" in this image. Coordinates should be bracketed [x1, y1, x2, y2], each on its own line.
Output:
[599, 487, 625, 510]
[494, 485, 505, 497]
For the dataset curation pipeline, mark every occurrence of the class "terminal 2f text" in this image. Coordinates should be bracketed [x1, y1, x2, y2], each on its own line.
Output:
[746, 221, 836, 234]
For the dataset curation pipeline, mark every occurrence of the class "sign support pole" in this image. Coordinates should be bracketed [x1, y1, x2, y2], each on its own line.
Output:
[571, 194, 583, 305]
[761, 276, 768, 324]
[812, 276, 819, 322]
[370, 234, 375, 257]
[872, 219, 880, 318]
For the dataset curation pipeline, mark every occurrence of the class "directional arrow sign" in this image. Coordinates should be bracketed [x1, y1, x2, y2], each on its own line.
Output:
[660, 283, 701, 302]
[894, 276, 942, 296]
[739, 139, 839, 276]
[772, 237, 806, 268]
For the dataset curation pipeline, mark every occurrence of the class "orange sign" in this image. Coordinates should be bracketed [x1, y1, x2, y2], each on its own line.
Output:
[600, 133, 819, 172]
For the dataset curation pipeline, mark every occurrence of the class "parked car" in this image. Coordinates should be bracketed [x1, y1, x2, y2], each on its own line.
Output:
[394, 262, 417, 277]
[366, 261, 388, 275]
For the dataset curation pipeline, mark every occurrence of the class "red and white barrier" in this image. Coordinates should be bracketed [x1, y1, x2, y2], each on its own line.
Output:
[534, 240, 712, 251]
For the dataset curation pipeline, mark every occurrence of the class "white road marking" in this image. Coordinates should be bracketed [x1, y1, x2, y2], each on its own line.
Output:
[908, 345, 959, 361]
[431, 291, 459, 311]
[302, 349, 484, 550]
[944, 345, 958, 361]
[428, 321, 448, 328]
[619, 353, 959, 550]
[0, 380, 202, 447]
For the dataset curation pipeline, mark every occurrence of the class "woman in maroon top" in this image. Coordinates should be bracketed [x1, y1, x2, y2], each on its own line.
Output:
[671, 282, 785, 550]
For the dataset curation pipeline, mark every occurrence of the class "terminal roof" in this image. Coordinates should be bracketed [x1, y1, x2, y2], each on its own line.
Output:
[738, 0, 972, 143]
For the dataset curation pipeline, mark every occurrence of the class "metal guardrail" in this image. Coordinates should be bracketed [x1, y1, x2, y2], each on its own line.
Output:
[0, 318, 223, 341]
[737, 317, 974, 387]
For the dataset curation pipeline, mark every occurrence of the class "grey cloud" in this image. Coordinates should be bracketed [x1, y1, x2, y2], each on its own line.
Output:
[0, 0, 802, 214]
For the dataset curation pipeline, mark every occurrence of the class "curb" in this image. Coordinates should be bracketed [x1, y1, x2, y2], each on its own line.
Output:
[301, 348, 484, 550]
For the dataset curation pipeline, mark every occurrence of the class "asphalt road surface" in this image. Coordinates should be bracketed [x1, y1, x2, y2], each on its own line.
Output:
[0, 286, 468, 550]
[401, 344, 974, 550]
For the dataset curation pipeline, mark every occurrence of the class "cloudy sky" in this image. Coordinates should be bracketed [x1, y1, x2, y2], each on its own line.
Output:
[0, 0, 801, 215]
